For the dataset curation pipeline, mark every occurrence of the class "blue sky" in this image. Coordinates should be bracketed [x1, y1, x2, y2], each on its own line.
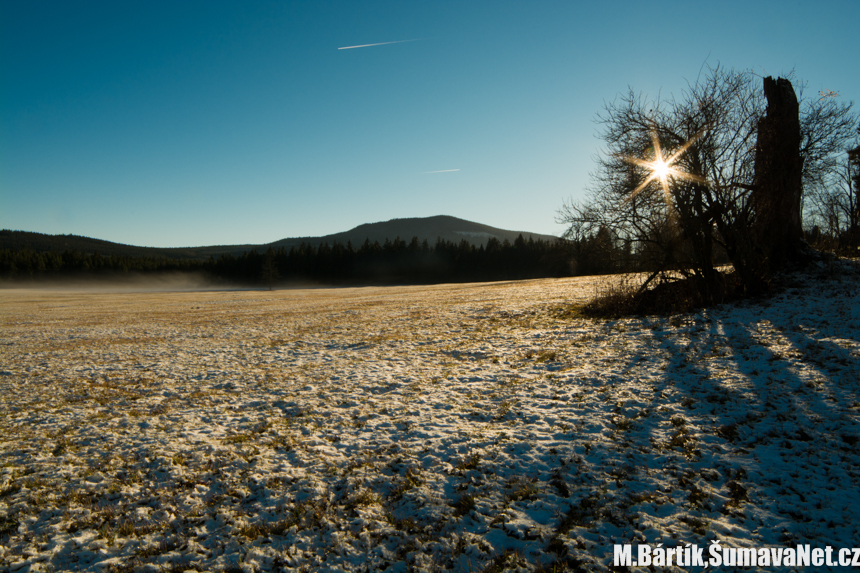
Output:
[2, 0, 858, 248]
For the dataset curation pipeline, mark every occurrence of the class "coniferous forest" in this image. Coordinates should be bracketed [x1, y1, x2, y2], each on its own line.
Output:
[0, 234, 576, 286]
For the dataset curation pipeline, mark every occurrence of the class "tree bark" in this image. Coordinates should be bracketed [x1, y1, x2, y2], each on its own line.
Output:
[751, 76, 804, 270]
[849, 145, 860, 247]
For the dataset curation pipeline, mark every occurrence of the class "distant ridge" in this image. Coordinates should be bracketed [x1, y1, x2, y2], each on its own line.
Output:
[1, 216, 559, 260]
[0, 230, 219, 260]
[270, 215, 558, 250]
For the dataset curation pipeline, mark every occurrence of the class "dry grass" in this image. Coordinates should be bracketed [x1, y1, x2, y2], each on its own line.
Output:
[1, 266, 858, 572]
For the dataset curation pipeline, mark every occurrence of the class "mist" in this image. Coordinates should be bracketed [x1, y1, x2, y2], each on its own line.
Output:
[0, 271, 235, 293]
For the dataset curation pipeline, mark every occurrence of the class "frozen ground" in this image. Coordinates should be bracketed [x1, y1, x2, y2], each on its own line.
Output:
[1, 263, 859, 572]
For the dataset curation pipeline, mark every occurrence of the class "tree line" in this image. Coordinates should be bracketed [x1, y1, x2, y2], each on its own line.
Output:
[0, 248, 203, 277]
[0, 235, 577, 285]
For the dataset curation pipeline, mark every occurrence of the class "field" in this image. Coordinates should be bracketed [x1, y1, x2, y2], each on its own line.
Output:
[2, 264, 859, 572]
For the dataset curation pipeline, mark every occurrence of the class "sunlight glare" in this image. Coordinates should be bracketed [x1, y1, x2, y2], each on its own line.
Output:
[652, 157, 670, 183]
[621, 127, 708, 204]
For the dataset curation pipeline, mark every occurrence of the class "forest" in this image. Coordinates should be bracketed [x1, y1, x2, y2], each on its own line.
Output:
[0, 234, 575, 286]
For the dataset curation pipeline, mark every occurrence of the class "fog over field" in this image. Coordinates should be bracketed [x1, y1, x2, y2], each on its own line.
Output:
[0, 273, 223, 294]
[1, 264, 859, 572]
[0, 274, 350, 296]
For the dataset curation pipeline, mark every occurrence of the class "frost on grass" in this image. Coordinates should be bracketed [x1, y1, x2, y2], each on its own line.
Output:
[1, 263, 859, 572]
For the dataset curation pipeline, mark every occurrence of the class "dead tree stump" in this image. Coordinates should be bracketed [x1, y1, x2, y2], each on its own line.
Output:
[751, 76, 804, 270]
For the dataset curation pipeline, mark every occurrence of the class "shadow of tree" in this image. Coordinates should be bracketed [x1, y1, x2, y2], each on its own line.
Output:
[5, 269, 858, 573]
[548, 276, 860, 568]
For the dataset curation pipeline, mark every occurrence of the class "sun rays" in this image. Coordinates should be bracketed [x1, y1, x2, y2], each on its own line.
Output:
[622, 128, 708, 202]
[652, 156, 671, 183]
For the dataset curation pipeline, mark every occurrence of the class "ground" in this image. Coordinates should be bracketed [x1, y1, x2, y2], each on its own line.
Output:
[1, 262, 859, 572]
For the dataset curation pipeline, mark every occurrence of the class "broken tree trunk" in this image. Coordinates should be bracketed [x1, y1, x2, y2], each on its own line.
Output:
[751, 76, 804, 271]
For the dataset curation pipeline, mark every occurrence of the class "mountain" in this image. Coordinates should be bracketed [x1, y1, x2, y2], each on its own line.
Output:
[270, 215, 558, 250]
[1, 216, 560, 260]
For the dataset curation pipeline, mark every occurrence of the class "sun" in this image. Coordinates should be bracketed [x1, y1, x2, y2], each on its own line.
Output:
[621, 128, 707, 202]
[652, 156, 671, 183]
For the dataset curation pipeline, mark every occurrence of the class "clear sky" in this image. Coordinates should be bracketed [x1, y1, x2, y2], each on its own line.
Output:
[2, 0, 858, 248]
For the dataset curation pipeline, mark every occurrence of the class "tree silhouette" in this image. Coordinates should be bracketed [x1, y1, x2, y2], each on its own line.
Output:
[260, 248, 279, 290]
[558, 66, 858, 300]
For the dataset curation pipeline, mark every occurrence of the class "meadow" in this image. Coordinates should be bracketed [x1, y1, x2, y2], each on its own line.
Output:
[1, 264, 859, 572]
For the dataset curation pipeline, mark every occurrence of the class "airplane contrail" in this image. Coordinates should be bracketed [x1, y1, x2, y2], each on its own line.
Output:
[338, 39, 420, 50]
[420, 169, 460, 174]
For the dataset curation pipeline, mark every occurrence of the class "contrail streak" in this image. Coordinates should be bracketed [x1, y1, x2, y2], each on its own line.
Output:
[420, 169, 460, 174]
[338, 39, 420, 50]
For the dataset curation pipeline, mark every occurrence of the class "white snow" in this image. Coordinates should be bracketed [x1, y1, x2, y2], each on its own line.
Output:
[0, 262, 858, 572]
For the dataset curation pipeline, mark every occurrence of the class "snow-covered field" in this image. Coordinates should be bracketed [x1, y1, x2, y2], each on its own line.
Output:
[1, 263, 859, 572]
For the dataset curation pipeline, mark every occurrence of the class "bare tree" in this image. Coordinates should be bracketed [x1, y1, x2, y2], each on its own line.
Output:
[558, 66, 857, 301]
[801, 91, 860, 251]
[807, 154, 859, 247]
[852, 136, 860, 245]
